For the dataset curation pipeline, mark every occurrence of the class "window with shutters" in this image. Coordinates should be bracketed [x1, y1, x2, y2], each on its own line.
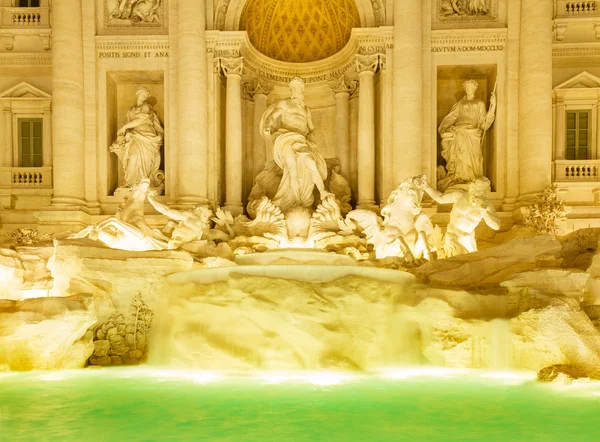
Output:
[566, 110, 591, 160]
[18, 118, 43, 167]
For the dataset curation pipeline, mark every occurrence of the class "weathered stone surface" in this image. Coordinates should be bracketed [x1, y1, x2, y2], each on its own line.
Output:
[512, 303, 600, 374]
[0, 294, 96, 370]
[537, 364, 592, 383]
[47, 239, 196, 319]
[413, 236, 562, 287]
[501, 269, 590, 299]
[93, 339, 110, 357]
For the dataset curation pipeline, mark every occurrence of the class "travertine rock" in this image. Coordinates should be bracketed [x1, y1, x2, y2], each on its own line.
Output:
[0, 294, 96, 370]
[48, 239, 195, 318]
[413, 235, 562, 287]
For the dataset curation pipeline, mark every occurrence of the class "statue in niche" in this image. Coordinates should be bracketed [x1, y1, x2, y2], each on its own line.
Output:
[437, 79, 496, 192]
[348, 176, 434, 262]
[440, 0, 489, 16]
[422, 177, 500, 258]
[259, 77, 333, 214]
[69, 179, 169, 251]
[110, 0, 161, 23]
[110, 86, 165, 194]
[147, 195, 213, 250]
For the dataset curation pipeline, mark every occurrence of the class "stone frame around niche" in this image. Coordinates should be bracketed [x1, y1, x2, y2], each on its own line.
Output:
[105, 70, 166, 197]
[436, 64, 498, 192]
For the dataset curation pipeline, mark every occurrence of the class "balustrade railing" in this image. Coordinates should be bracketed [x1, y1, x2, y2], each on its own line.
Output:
[555, 160, 600, 180]
[0, 7, 50, 28]
[10, 167, 52, 188]
[565, 1, 597, 14]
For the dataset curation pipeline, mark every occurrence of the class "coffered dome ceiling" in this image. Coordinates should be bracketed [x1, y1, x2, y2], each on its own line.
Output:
[240, 0, 361, 63]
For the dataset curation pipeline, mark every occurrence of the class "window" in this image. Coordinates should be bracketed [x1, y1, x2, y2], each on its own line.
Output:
[18, 118, 43, 167]
[17, 0, 40, 7]
[566, 110, 590, 160]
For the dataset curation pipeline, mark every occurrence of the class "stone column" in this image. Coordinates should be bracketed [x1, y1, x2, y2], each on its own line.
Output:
[554, 97, 565, 161]
[2, 106, 12, 167]
[355, 54, 379, 209]
[393, 0, 423, 182]
[221, 57, 244, 216]
[330, 76, 355, 182]
[596, 100, 600, 160]
[177, 0, 208, 206]
[519, 0, 553, 198]
[51, 0, 85, 207]
[248, 79, 273, 179]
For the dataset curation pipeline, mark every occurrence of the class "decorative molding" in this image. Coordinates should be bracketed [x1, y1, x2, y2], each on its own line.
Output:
[0, 53, 52, 67]
[431, 29, 507, 52]
[553, 22, 569, 41]
[435, 0, 499, 23]
[243, 78, 274, 97]
[355, 53, 380, 74]
[552, 43, 600, 58]
[220, 57, 244, 76]
[95, 37, 169, 58]
[104, 0, 164, 28]
[328, 75, 358, 95]
[0, 82, 51, 99]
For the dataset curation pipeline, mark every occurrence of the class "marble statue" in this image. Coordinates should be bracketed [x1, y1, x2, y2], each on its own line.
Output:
[147, 196, 213, 249]
[422, 177, 500, 258]
[437, 79, 496, 192]
[69, 179, 169, 251]
[260, 77, 332, 213]
[110, 0, 161, 23]
[110, 86, 164, 192]
[348, 176, 434, 261]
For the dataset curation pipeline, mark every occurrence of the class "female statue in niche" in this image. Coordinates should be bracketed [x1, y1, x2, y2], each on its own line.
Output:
[260, 77, 332, 213]
[437, 79, 496, 192]
[110, 86, 164, 192]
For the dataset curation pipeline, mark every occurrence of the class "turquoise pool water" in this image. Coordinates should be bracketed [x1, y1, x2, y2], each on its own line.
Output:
[1, 368, 599, 441]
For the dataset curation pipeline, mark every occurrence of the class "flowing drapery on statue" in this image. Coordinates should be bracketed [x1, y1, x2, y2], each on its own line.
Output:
[259, 77, 330, 213]
[110, 86, 164, 191]
[438, 79, 496, 192]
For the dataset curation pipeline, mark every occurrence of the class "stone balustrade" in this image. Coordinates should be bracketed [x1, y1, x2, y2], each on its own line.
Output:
[555, 1, 598, 17]
[555, 160, 600, 180]
[9, 167, 52, 188]
[0, 7, 50, 28]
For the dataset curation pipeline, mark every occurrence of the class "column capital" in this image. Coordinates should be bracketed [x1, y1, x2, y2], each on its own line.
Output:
[328, 75, 357, 96]
[355, 54, 380, 75]
[244, 77, 274, 98]
[220, 57, 244, 77]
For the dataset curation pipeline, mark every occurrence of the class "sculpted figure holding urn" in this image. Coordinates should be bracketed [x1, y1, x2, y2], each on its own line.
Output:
[260, 77, 332, 213]
[110, 86, 164, 193]
[423, 177, 500, 257]
[438, 79, 496, 192]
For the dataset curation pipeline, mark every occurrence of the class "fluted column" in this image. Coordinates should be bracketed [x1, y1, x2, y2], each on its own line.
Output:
[177, 0, 208, 205]
[519, 0, 553, 198]
[248, 79, 273, 179]
[554, 97, 565, 161]
[393, 0, 423, 181]
[355, 54, 379, 209]
[221, 57, 244, 216]
[330, 76, 355, 182]
[51, 0, 85, 206]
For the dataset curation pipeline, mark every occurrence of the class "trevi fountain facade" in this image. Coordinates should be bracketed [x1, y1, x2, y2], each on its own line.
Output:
[1, 0, 600, 390]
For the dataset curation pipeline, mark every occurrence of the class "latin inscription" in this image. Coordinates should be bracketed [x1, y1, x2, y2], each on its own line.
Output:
[432, 45, 504, 53]
[98, 51, 169, 59]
